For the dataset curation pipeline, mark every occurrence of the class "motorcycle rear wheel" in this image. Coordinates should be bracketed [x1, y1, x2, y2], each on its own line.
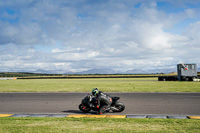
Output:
[79, 104, 91, 113]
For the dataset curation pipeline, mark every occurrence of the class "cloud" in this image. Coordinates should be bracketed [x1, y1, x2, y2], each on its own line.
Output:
[0, 0, 200, 73]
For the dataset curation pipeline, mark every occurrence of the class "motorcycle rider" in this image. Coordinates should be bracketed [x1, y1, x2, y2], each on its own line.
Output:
[92, 88, 112, 114]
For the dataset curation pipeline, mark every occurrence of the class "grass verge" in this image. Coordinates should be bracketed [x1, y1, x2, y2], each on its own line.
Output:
[0, 117, 199, 133]
[0, 78, 200, 92]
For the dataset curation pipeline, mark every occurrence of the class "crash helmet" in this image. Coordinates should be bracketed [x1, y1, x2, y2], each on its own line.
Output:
[92, 88, 99, 96]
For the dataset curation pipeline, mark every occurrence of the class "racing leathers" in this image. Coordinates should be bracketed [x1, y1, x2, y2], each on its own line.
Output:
[95, 91, 112, 114]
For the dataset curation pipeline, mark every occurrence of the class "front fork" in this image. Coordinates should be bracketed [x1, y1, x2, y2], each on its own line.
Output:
[110, 106, 120, 111]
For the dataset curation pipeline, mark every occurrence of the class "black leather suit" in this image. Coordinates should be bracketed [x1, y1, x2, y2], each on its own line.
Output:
[96, 91, 112, 114]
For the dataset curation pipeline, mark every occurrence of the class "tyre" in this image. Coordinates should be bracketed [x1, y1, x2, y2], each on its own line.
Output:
[79, 104, 91, 113]
[113, 102, 125, 112]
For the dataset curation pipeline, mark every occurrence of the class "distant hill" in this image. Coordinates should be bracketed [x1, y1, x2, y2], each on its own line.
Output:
[0, 67, 199, 77]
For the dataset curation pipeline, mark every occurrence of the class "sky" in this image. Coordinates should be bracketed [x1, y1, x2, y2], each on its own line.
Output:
[0, 0, 200, 74]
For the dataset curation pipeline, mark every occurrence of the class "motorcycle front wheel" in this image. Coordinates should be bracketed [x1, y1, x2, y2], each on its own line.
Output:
[79, 104, 91, 113]
[113, 102, 125, 112]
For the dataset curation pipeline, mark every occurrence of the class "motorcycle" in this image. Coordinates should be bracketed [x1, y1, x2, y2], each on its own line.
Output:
[79, 94, 125, 113]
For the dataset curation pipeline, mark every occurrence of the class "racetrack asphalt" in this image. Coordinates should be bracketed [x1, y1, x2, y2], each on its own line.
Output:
[0, 92, 200, 116]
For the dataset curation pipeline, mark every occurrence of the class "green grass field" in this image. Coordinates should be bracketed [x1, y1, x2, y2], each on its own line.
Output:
[0, 117, 199, 133]
[1, 78, 199, 133]
[0, 78, 200, 92]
